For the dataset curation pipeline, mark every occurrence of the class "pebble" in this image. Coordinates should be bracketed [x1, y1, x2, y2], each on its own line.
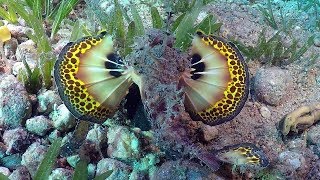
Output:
[86, 125, 107, 144]
[0, 75, 32, 128]
[96, 158, 131, 180]
[21, 142, 48, 177]
[48, 168, 73, 180]
[314, 36, 320, 47]
[259, 106, 271, 118]
[66, 155, 80, 168]
[25, 115, 53, 136]
[8, 166, 31, 180]
[153, 160, 213, 180]
[0, 167, 10, 176]
[37, 90, 63, 115]
[201, 124, 219, 141]
[4, 37, 18, 59]
[0, 154, 21, 170]
[88, 163, 96, 180]
[307, 125, 320, 146]
[107, 126, 140, 160]
[49, 104, 76, 132]
[15, 40, 38, 65]
[0, 143, 7, 159]
[278, 150, 305, 170]
[3, 127, 30, 154]
[6, 24, 32, 38]
[253, 67, 292, 106]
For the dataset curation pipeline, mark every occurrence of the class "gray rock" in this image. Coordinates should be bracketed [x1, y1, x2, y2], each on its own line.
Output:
[8, 166, 31, 180]
[107, 126, 140, 160]
[25, 116, 53, 136]
[201, 124, 218, 141]
[48, 168, 73, 180]
[314, 36, 320, 47]
[278, 150, 305, 170]
[86, 125, 107, 144]
[4, 37, 18, 59]
[0, 166, 11, 176]
[49, 104, 76, 132]
[15, 40, 38, 66]
[153, 160, 213, 180]
[21, 142, 48, 177]
[66, 155, 80, 168]
[37, 90, 62, 115]
[6, 24, 32, 38]
[96, 158, 131, 180]
[0, 143, 7, 159]
[259, 106, 271, 118]
[308, 125, 320, 146]
[88, 163, 96, 180]
[253, 67, 292, 106]
[48, 129, 61, 144]
[3, 127, 30, 154]
[307, 159, 320, 179]
[0, 75, 32, 128]
[0, 154, 21, 170]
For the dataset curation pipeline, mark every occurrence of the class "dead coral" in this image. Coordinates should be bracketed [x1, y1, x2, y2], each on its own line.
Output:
[281, 104, 320, 136]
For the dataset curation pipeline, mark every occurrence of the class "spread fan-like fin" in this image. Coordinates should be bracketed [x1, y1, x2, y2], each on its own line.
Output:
[181, 30, 249, 126]
[54, 32, 133, 123]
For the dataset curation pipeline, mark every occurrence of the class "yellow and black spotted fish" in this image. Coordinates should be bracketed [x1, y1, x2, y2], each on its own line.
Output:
[54, 31, 136, 123]
[214, 143, 269, 168]
[180, 30, 249, 126]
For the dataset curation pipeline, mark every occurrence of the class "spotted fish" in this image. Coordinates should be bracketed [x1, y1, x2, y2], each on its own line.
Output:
[54, 31, 138, 123]
[180, 30, 249, 126]
[214, 143, 269, 168]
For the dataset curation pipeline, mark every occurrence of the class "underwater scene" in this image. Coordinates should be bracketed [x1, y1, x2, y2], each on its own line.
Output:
[0, 0, 320, 179]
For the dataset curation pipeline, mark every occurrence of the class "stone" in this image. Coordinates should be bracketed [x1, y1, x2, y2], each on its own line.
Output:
[152, 160, 213, 180]
[48, 168, 73, 180]
[86, 125, 107, 144]
[0, 167, 10, 176]
[0, 75, 32, 128]
[8, 166, 31, 180]
[307, 125, 320, 146]
[314, 36, 320, 47]
[21, 142, 48, 177]
[278, 150, 305, 170]
[15, 40, 38, 65]
[253, 67, 292, 106]
[25, 115, 53, 136]
[3, 127, 30, 154]
[107, 126, 140, 160]
[0, 154, 21, 170]
[201, 124, 219, 141]
[260, 106, 271, 118]
[96, 158, 131, 179]
[4, 37, 18, 59]
[66, 155, 80, 168]
[49, 104, 76, 132]
[37, 90, 62, 115]
[6, 24, 32, 38]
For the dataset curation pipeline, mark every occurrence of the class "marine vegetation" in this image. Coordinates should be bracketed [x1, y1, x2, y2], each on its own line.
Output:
[53, 0, 269, 175]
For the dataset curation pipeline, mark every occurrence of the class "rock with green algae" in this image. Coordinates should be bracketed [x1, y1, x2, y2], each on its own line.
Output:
[96, 158, 131, 180]
[37, 90, 62, 115]
[130, 153, 159, 179]
[86, 124, 107, 144]
[0, 74, 32, 128]
[66, 155, 80, 168]
[107, 126, 140, 161]
[48, 168, 73, 180]
[21, 142, 48, 177]
[49, 104, 76, 132]
[25, 115, 53, 136]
